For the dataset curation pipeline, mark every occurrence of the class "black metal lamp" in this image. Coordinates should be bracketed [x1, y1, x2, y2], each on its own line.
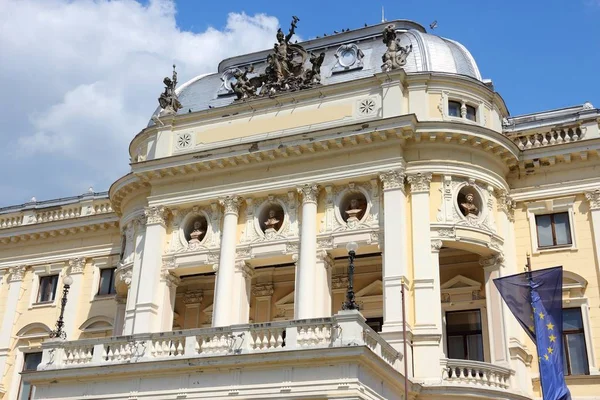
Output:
[49, 274, 73, 339]
[342, 241, 360, 310]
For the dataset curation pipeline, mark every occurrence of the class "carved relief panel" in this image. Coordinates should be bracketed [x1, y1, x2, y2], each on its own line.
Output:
[436, 175, 497, 233]
[168, 204, 222, 253]
[321, 180, 380, 232]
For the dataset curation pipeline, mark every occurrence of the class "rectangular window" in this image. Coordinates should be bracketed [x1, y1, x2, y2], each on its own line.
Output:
[446, 309, 484, 362]
[562, 308, 589, 375]
[535, 212, 572, 248]
[18, 352, 42, 400]
[466, 105, 477, 121]
[448, 101, 461, 117]
[97, 268, 116, 296]
[36, 275, 58, 303]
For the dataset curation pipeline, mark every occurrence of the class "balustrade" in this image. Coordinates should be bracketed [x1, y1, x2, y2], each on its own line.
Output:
[440, 358, 512, 389]
[513, 126, 583, 150]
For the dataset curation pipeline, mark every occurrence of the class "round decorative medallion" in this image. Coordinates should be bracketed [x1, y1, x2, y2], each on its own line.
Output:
[358, 99, 376, 115]
[176, 133, 192, 149]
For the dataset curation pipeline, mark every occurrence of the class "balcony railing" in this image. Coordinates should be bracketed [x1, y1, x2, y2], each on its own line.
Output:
[39, 311, 402, 373]
[440, 358, 513, 389]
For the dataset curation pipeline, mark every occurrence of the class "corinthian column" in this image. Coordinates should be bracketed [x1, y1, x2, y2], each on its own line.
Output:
[133, 206, 168, 333]
[296, 184, 319, 319]
[212, 196, 241, 327]
[378, 169, 408, 336]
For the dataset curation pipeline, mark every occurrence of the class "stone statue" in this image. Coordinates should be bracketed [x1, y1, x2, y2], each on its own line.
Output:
[158, 65, 182, 114]
[345, 198, 364, 227]
[188, 220, 205, 245]
[381, 24, 412, 72]
[459, 192, 479, 218]
[233, 16, 323, 100]
[232, 67, 256, 100]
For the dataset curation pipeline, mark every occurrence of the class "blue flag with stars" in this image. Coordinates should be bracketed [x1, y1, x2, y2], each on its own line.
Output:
[494, 266, 571, 400]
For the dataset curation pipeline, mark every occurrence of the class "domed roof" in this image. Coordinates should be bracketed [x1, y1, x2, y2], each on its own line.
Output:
[399, 30, 482, 81]
[148, 20, 483, 124]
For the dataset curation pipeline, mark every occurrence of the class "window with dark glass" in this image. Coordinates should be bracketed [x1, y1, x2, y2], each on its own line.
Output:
[36, 275, 58, 303]
[562, 308, 589, 375]
[97, 268, 116, 296]
[366, 317, 384, 333]
[466, 105, 477, 121]
[535, 212, 572, 248]
[448, 101, 461, 117]
[446, 309, 484, 361]
[18, 352, 42, 400]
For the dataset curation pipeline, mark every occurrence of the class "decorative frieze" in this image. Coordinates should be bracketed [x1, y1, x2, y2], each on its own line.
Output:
[144, 206, 168, 226]
[183, 290, 204, 305]
[297, 184, 319, 204]
[586, 189, 600, 210]
[379, 169, 405, 191]
[252, 283, 274, 297]
[220, 196, 241, 216]
[407, 172, 432, 193]
[68, 257, 86, 274]
[8, 265, 27, 282]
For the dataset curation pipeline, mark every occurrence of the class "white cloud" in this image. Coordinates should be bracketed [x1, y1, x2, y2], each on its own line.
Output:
[0, 0, 279, 206]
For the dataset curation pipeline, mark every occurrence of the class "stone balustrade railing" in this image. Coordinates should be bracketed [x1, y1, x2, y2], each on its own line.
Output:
[0, 215, 23, 229]
[441, 358, 513, 389]
[38, 311, 402, 373]
[35, 206, 82, 223]
[512, 126, 583, 150]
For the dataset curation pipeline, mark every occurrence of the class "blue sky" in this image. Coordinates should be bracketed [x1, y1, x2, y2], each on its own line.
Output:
[0, 0, 598, 207]
[171, 0, 600, 115]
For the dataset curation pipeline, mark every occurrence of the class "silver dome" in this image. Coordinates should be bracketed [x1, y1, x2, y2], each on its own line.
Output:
[399, 29, 482, 81]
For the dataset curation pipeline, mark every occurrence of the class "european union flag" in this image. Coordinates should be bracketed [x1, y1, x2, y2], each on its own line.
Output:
[494, 266, 571, 400]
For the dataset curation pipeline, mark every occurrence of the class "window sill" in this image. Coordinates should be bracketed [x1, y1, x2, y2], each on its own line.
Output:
[29, 301, 57, 310]
[444, 116, 481, 126]
[92, 294, 116, 302]
[534, 245, 577, 254]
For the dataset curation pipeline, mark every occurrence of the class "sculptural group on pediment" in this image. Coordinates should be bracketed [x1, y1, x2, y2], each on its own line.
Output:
[231, 17, 326, 100]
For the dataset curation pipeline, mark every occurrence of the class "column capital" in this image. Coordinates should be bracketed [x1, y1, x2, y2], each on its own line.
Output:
[479, 254, 504, 269]
[316, 250, 334, 269]
[297, 184, 319, 204]
[116, 266, 133, 289]
[407, 172, 433, 193]
[144, 206, 168, 226]
[235, 260, 253, 279]
[161, 270, 180, 288]
[496, 189, 516, 221]
[219, 196, 242, 216]
[8, 265, 27, 282]
[67, 257, 86, 274]
[431, 240, 443, 253]
[252, 283, 274, 297]
[183, 289, 204, 305]
[379, 169, 406, 191]
[585, 188, 600, 211]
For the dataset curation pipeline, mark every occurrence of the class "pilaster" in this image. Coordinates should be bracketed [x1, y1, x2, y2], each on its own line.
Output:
[315, 250, 333, 317]
[586, 189, 600, 279]
[63, 257, 86, 338]
[480, 254, 509, 366]
[122, 215, 144, 335]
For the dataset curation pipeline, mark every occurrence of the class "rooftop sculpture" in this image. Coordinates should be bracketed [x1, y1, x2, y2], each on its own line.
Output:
[158, 65, 182, 115]
[233, 17, 326, 100]
[381, 24, 412, 72]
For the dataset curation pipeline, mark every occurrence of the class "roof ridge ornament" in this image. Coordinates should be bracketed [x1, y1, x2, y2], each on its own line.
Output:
[233, 16, 325, 101]
[157, 64, 182, 116]
[381, 24, 412, 72]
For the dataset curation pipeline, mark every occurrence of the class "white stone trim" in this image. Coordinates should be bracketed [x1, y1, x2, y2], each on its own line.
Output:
[525, 196, 577, 254]
[438, 90, 486, 127]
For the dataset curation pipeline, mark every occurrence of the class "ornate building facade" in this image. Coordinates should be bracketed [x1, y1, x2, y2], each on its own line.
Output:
[1, 18, 600, 400]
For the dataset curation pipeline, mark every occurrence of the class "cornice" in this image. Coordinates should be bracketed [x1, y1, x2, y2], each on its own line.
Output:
[510, 179, 600, 202]
[0, 215, 119, 245]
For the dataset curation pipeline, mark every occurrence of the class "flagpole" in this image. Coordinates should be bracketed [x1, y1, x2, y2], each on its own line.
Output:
[401, 276, 409, 400]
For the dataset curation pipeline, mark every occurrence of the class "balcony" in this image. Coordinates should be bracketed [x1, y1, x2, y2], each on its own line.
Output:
[441, 358, 513, 389]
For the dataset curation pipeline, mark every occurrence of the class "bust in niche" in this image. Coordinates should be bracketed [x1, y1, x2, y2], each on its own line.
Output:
[188, 220, 205, 245]
[459, 192, 479, 218]
[264, 209, 281, 238]
[345, 198, 364, 226]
